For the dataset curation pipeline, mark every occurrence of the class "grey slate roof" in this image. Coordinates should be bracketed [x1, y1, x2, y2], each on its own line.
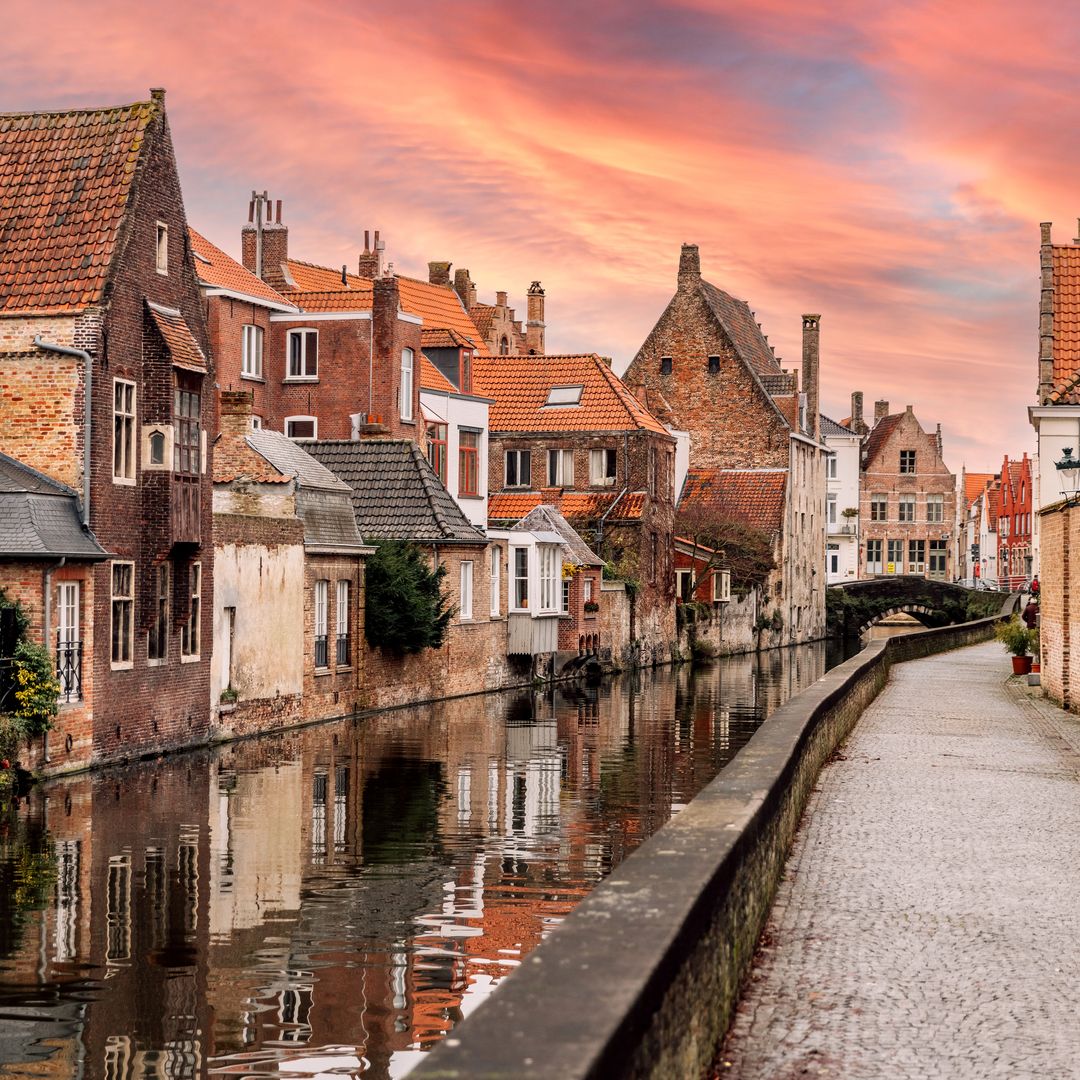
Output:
[514, 505, 605, 567]
[0, 452, 107, 559]
[699, 281, 784, 379]
[819, 414, 854, 438]
[244, 429, 368, 552]
[246, 429, 352, 493]
[306, 440, 487, 544]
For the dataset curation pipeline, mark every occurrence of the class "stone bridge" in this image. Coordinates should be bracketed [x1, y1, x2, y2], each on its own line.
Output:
[827, 575, 1010, 637]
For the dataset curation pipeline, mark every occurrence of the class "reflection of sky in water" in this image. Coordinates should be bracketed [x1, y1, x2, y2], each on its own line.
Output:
[0, 642, 838, 1079]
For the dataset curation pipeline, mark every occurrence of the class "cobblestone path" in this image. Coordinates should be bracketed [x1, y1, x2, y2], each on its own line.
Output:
[717, 641, 1080, 1080]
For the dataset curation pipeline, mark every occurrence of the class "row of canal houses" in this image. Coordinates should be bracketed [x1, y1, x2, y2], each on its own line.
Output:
[0, 92, 830, 775]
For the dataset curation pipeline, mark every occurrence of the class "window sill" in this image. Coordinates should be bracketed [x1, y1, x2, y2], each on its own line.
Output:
[180, 653, 201, 664]
[314, 667, 331, 676]
[400, 418, 417, 426]
[457, 493, 483, 500]
[283, 376, 319, 384]
[112, 476, 137, 487]
[241, 373, 266, 384]
[111, 661, 133, 671]
[147, 658, 167, 668]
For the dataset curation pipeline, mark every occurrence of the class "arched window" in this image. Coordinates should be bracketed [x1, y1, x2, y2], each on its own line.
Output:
[499, 336, 510, 355]
[148, 430, 166, 466]
[400, 348, 414, 421]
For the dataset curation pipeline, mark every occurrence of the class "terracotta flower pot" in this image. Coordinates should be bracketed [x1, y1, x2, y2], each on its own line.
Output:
[1012, 655, 1033, 675]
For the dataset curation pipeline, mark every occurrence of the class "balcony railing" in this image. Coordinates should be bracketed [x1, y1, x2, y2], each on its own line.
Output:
[827, 522, 857, 535]
[56, 639, 83, 703]
[336, 633, 350, 667]
[314, 635, 329, 669]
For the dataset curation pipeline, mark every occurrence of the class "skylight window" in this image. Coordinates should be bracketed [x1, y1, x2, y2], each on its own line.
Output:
[544, 385, 583, 407]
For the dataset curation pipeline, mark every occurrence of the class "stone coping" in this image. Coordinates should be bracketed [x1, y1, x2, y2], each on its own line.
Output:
[411, 601, 1017, 1080]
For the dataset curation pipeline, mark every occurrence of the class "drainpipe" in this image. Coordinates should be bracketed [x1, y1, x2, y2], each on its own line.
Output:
[34, 338, 92, 527]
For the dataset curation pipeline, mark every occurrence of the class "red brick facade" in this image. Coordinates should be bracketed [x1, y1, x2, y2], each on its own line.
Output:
[997, 453, 1033, 589]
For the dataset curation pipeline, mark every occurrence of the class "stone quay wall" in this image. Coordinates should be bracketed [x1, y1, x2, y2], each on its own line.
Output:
[411, 601, 1016, 1080]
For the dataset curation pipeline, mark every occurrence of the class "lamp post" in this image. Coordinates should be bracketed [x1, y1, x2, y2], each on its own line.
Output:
[1055, 447, 1080, 506]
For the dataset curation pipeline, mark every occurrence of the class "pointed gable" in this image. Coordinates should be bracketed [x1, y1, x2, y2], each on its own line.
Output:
[0, 99, 159, 313]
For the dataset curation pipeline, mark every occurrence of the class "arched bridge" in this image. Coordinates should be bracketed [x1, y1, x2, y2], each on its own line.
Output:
[827, 576, 1012, 638]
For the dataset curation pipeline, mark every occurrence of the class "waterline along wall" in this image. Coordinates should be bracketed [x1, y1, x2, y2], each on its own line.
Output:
[412, 604, 1017, 1080]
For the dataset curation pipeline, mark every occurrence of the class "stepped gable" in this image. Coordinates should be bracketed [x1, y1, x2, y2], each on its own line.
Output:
[0, 98, 159, 313]
[0, 450, 107, 558]
[699, 281, 785, 379]
[474, 354, 668, 435]
[306, 439, 486, 544]
[189, 228, 293, 307]
[513, 504, 605, 567]
[861, 413, 903, 465]
[677, 468, 787, 534]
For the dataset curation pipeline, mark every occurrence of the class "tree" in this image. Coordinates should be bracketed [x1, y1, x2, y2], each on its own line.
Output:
[675, 502, 776, 593]
[364, 540, 454, 654]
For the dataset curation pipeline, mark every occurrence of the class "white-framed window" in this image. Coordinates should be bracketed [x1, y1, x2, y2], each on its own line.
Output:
[460, 561, 473, 620]
[505, 449, 531, 488]
[285, 416, 317, 440]
[589, 448, 617, 487]
[148, 562, 169, 663]
[539, 546, 559, 612]
[544, 385, 583, 406]
[110, 561, 134, 668]
[926, 494, 944, 523]
[314, 579, 329, 669]
[155, 222, 168, 275]
[400, 347, 414, 420]
[827, 493, 837, 524]
[561, 578, 571, 613]
[242, 324, 264, 378]
[866, 539, 883, 574]
[547, 448, 574, 487]
[827, 455, 837, 479]
[490, 550, 501, 617]
[287, 329, 318, 380]
[870, 493, 887, 522]
[583, 578, 593, 602]
[113, 379, 136, 483]
[887, 539, 904, 573]
[251, 415, 263, 430]
[56, 581, 81, 701]
[512, 547, 529, 610]
[898, 494, 915, 523]
[713, 569, 731, 602]
[676, 569, 693, 602]
[181, 562, 201, 659]
[336, 580, 350, 666]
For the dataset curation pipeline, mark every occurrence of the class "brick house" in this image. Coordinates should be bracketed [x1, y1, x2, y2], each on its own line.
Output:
[0, 91, 215, 771]
[306, 438, 508, 708]
[996, 453, 1033, 590]
[858, 401, 956, 580]
[477, 353, 677, 663]
[1029, 220, 1080, 709]
[956, 469, 997, 585]
[622, 244, 826, 644]
[212, 393, 372, 738]
[0, 452, 108, 765]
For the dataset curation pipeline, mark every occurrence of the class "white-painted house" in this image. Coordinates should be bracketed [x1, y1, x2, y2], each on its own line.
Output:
[821, 414, 861, 583]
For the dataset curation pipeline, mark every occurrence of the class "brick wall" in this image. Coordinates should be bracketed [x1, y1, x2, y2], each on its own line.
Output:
[206, 297, 276, 428]
[1039, 504, 1076, 709]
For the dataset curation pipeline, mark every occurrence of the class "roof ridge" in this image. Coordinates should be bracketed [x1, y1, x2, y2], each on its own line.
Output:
[409, 441, 455, 535]
[0, 449, 78, 495]
[0, 100, 154, 120]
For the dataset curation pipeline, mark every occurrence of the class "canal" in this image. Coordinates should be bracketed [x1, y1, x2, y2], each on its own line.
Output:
[0, 641, 850, 1079]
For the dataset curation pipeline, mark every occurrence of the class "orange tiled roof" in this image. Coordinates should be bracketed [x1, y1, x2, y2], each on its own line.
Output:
[489, 490, 646, 524]
[189, 228, 293, 307]
[421, 327, 475, 350]
[474, 354, 669, 435]
[1052, 244, 1080, 394]
[861, 413, 904, 465]
[963, 472, 995, 508]
[470, 303, 495, 339]
[292, 288, 374, 312]
[285, 258, 368, 292]
[420, 355, 456, 393]
[677, 468, 787, 533]
[147, 301, 206, 372]
[0, 99, 158, 314]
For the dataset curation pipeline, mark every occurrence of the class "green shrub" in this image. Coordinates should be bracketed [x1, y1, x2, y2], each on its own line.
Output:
[994, 616, 1033, 657]
[365, 540, 454, 654]
[11, 638, 59, 739]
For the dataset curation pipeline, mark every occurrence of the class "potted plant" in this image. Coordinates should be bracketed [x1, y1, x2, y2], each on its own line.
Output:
[995, 616, 1034, 675]
[583, 600, 600, 613]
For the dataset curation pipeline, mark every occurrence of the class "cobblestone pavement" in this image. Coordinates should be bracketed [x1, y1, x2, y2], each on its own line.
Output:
[716, 641, 1080, 1080]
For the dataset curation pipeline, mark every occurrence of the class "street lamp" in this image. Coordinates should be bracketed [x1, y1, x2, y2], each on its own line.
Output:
[1055, 447, 1080, 506]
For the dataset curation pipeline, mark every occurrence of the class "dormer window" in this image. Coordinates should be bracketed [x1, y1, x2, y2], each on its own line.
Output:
[155, 222, 168, 275]
[544, 385, 583, 407]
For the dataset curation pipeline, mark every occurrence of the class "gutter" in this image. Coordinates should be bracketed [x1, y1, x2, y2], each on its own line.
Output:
[35, 338, 93, 527]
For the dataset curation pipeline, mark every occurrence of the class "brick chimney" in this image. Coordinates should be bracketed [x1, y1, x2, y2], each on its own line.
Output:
[801, 314, 820, 440]
[428, 261, 451, 286]
[874, 399, 890, 425]
[241, 193, 287, 290]
[219, 389, 253, 437]
[850, 391, 866, 435]
[454, 268, 477, 309]
[358, 230, 384, 278]
[1039, 222, 1055, 403]
[496, 290, 508, 309]
[678, 244, 701, 291]
[540, 487, 562, 509]
[526, 281, 545, 354]
[935, 423, 943, 459]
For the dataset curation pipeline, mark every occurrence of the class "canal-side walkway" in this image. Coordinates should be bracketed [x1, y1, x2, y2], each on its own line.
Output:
[716, 640, 1080, 1079]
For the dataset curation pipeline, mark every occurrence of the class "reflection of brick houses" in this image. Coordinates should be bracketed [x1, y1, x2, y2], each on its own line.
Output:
[996, 453, 1033, 589]
[478, 353, 677, 661]
[0, 92, 215, 771]
[623, 244, 826, 644]
[857, 401, 956, 580]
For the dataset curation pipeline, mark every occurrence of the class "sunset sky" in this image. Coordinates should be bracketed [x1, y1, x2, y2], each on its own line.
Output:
[3, 0, 1077, 469]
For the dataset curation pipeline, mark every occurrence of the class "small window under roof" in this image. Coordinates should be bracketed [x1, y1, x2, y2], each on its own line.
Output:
[544, 385, 584, 407]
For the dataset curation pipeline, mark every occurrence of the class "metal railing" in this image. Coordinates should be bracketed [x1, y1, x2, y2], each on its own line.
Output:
[56, 639, 83, 702]
[336, 633, 350, 666]
[314, 635, 328, 669]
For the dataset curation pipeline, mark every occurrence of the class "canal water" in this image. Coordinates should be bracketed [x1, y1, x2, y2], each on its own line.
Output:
[0, 641, 850, 1079]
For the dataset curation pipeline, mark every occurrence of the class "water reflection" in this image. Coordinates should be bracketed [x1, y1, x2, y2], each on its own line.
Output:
[0, 642, 841, 1079]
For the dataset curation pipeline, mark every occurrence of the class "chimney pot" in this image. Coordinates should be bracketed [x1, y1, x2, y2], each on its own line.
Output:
[496, 290, 508, 307]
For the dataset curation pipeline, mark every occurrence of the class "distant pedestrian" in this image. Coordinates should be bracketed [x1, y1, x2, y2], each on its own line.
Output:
[1030, 575, 1040, 599]
[1022, 601, 1038, 630]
